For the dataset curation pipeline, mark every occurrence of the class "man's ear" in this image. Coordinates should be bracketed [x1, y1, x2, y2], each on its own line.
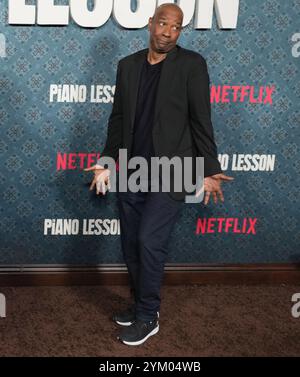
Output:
[148, 17, 153, 31]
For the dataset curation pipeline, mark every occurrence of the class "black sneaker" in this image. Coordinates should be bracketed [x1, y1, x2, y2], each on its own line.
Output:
[112, 306, 136, 326]
[117, 318, 159, 346]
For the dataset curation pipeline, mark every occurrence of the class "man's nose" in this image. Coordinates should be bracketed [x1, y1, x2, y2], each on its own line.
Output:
[162, 26, 171, 37]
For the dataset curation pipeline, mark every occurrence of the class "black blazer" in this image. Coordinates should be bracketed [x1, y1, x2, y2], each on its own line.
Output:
[101, 44, 222, 201]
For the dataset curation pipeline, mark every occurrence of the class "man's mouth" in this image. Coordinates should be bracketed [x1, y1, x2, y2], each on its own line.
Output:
[158, 40, 169, 45]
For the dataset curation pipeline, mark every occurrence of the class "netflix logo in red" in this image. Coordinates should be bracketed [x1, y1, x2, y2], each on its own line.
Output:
[195, 218, 257, 235]
[56, 153, 101, 170]
[56, 152, 120, 171]
[210, 85, 275, 104]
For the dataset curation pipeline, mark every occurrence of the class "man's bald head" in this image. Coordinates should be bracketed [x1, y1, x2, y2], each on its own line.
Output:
[153, 3, 184, 24]
[148, 3, 183, 54]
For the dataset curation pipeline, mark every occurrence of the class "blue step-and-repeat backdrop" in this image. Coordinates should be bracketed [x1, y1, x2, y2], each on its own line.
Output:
[0, 0, 299, 265]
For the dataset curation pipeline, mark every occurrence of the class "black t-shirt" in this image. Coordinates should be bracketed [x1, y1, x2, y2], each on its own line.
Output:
[128, 57, 164, 180]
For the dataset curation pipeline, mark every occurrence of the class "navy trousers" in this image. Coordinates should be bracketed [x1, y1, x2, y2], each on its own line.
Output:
[117, 184, 183, 322]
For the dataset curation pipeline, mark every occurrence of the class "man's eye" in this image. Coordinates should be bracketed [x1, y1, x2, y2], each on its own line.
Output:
[159, 22, 165, 26]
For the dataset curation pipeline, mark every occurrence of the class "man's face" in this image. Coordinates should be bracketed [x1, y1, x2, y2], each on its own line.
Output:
[148, 7, 183, 54]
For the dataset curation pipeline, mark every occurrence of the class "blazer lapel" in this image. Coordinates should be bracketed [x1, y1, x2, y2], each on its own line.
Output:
[128, 48, 148, 133]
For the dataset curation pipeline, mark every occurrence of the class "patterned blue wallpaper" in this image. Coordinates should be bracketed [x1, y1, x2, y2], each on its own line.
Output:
[0, 0, 299, 264]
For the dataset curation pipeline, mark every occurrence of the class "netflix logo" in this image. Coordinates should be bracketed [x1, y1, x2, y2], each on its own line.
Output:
[210, 85, 275, 104]
[195, 218, 257, 235]
[57, 152, 101, 170]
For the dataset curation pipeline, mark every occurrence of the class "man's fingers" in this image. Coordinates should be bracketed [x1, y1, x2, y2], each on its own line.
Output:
[212, 191, 217, 204]
[100, 180, 106, 195]
[89, 177, 96, 191]
[84, 164, 105, 172]
[219, 174, 234, 181]
[204, 189, 225, 205]
[84, 166, 96, 172]
[96, 177, 103, 195]
[217, 188, 224, 202]
[96, 175, 109, 195]
[204, 191, 211, 205]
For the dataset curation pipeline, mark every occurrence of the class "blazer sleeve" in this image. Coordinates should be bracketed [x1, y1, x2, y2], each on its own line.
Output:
[98, 61, 123, 163]
[187, 56, 222, 177]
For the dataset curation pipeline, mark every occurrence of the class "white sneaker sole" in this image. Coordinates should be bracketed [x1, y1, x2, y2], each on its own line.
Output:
[115, 320, 134, 326]
[115, 311, 159, 327]
[121, 324, 159, 346]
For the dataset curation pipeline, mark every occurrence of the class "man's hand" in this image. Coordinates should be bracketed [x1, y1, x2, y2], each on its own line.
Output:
[196, 173, 234, 205]
[84, 164, 111, 195]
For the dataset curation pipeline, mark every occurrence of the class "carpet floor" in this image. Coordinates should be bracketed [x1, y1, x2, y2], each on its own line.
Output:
[0, 285, 299, 357]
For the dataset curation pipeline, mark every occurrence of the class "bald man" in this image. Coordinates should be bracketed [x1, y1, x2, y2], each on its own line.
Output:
[85, 4, 233, 346]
